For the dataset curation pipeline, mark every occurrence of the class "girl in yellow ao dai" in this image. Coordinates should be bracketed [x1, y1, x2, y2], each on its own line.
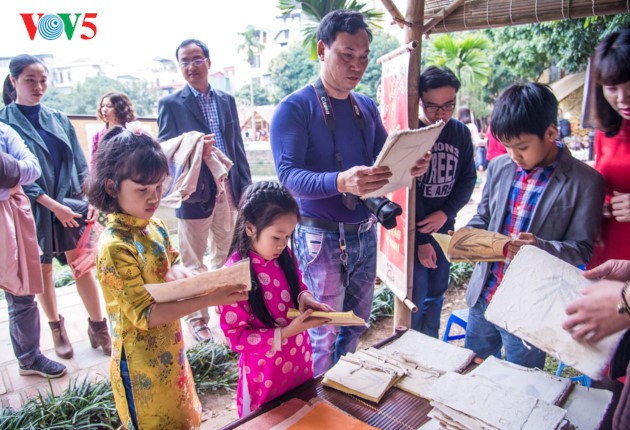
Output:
[85, 126, 247, 429]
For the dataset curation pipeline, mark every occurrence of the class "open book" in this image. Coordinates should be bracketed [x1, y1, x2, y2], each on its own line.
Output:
[433, 228, 510, 263]
[286, 309, 366, 326]
[362, 121, 445, 198]
[144, 259, 251, 303]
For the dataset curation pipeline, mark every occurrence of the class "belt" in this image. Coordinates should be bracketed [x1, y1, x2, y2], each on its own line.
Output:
[300, 216, 364, 234]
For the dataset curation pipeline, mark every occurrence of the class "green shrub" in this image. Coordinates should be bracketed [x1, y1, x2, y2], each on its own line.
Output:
[449, 261, 474, 290]
[369, 286, 394, 324]
[0, 342, 239, 428]
[0, 377, 119, 430]
[187, 341, 239, 393]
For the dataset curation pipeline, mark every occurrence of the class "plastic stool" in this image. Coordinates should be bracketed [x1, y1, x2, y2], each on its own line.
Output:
[555, 362, 592, 387]
[442, 308, 469, 342]
[442, 308, 501, 358]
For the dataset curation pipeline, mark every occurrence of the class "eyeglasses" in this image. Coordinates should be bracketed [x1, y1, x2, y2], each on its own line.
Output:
[179, 58, 206, 68]
[422, 102, 456, 114]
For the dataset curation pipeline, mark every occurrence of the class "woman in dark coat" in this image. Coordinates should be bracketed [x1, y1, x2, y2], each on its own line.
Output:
[0, 55, 111, 359]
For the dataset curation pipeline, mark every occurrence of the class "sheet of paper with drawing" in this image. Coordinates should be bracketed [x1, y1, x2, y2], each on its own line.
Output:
[144, 259, 251, 303]
[433, 227, 510, 263]
[361, 121, 445, 199]
[485, 246, 625, 379]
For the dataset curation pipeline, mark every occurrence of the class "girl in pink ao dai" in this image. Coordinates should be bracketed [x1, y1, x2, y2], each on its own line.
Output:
[219, 181, 332, 417]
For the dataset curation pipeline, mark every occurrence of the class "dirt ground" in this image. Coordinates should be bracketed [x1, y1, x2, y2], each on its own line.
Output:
[199, 286, 468, 429]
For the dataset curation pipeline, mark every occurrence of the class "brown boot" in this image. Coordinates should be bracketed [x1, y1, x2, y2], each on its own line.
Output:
[88, 318, 112, 356]
[49, 315, 73, 359]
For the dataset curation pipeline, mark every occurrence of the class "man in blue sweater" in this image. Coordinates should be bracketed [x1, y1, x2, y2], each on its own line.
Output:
[270, 10, 430, 374]
[412, 66, 477, 337]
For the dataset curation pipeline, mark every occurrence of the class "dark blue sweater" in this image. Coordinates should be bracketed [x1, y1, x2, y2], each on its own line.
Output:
[415, 118, 477, 246]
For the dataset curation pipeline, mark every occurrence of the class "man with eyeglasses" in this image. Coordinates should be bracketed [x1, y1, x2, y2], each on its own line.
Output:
[157, 39, 251, 343]
[412, 65, 477, 337]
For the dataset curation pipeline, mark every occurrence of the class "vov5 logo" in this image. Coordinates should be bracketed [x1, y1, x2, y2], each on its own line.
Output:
[20, 13, 97, 40]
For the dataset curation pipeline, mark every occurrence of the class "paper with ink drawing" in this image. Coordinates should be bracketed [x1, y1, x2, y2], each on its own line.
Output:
[485, 245, 625, 379]
[362, 121, 445, 198]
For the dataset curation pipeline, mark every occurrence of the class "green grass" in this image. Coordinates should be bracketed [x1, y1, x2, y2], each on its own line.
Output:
[0, 342, 239, 429]
[0, 377, 119, 430]
[448, 261, 474, 290]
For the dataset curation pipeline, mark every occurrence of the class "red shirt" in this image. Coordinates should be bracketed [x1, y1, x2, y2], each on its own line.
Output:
[485, 126, 507, 162]
[590, 119, 630, 267]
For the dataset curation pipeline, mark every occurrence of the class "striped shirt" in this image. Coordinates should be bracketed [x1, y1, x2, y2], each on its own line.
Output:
[483, 145, 563, 302]
[188, 84, 228, 157]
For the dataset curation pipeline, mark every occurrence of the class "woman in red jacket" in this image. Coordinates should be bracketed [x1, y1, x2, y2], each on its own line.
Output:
[590, 28, 630, 269]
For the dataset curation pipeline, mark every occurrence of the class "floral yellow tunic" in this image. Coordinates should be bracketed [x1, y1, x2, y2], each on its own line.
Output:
[96, 213, 201, 429]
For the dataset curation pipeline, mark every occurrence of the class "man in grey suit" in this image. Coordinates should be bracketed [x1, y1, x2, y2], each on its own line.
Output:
[158, 39, 252, 342]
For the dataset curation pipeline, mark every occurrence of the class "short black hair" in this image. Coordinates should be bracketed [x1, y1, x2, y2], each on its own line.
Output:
[316, 9, 372, 47]
[419, 66, 460, 94]
[175, 39, 210, 61]
[491, 82, 558, 143]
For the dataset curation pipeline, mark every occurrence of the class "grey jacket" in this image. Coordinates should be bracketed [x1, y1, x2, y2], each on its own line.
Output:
[0, 103, 88, 259]
[157, 84, 251, 218]
[465, 150, 606, 307]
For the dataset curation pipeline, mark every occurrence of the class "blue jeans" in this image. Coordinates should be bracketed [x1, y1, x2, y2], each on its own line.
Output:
[5, 292, 41, 367]
[120, 349, 140, 430]
[475, 147, 487, 170]
[411, 237, 450, 337]
[294, 219, 377, 375]
[464, 299, 546, 369]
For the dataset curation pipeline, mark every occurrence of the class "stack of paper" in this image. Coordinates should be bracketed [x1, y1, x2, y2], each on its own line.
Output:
[360, 348, 442, 400]
[286, 309, 367, 327]
[269, 399, 378, 430]
[322, 349, 406, 403]
[362, 121, 445, 198]
[485, 245, 625, 379]
[469, 356, 572, 405]
[427, 372, 568, 430]
[379, 329, 476, 373]
[144, 258, 251, 302]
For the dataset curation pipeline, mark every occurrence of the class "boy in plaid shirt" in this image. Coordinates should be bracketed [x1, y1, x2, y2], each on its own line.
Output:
[463, 83, 605, 368]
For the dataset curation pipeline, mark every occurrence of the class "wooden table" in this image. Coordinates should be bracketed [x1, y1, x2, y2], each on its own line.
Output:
[222, 328, 448, 430]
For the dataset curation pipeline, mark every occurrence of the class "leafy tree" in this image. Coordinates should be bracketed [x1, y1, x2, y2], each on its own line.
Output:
[43, 76, 160, 116]
[278, 0, 384, 59]
[269, 42, 319, 101]
[234, 82, 273, 106]
[427, 33, 492, 104]
[356, 30, 400, 100]
[488, 14, 630, 81]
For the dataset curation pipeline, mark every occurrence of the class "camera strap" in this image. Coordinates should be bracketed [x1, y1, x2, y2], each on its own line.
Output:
[312, 78, 371, 282]
[312, 78, 371, 172]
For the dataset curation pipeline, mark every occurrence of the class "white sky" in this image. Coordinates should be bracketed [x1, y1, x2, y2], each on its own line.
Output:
[1, 0, 283, 69]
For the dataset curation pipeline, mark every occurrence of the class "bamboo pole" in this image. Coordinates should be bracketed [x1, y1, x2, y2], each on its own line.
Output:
[380, 0, 408, 28]
[423, 0, 466, 34]
[376, 41, 418, 64]
[390, 0, 425, 332]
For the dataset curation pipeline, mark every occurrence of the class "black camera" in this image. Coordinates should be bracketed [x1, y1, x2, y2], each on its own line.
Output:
[342, 193, 402, 230]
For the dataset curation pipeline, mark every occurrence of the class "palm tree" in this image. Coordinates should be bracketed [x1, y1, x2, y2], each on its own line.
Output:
[238, 25, 266, 139]
[238, 25, 266, 67]
[429, 33, 492, 104]
[278, 0, 384, 59]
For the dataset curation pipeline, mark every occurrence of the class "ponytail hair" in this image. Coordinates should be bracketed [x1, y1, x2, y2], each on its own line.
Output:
[230, 181, 301, 327]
